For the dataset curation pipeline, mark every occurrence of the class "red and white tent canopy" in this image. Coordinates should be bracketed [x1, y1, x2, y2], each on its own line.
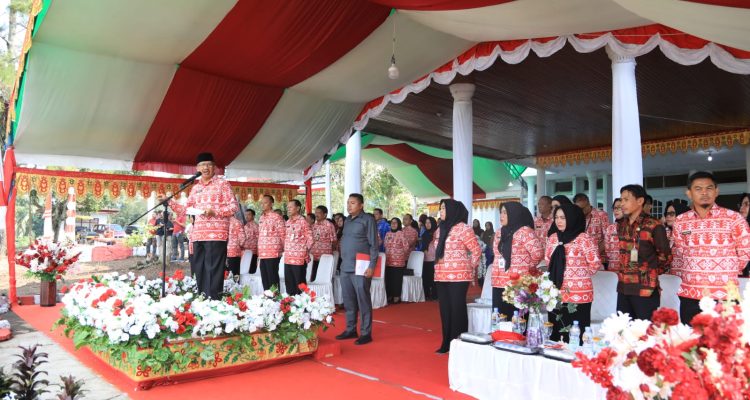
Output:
[8, 0, 750, 181]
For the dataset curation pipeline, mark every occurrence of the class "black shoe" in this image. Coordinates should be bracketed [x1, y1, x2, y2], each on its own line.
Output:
[354, 335, 372, 345]
[335, 331, 358, 340]
[435, 347, 449, 354]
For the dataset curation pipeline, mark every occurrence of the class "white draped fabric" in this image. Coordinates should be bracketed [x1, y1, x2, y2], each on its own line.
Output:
[449, 340, 606, 400]
[610, 52, 643, 199]
[450, 82, 475, 222]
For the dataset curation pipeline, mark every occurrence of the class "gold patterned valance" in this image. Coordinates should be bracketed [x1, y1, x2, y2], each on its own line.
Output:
[427, 197, 521, 215]
[14, 168, 299, 201]
[536, 129, 750, 168]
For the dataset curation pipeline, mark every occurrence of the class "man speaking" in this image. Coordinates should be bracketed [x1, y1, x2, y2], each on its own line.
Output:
[164, 152, 237, 299]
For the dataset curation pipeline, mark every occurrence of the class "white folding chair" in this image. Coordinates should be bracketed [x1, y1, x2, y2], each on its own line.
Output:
[659, 274, 682, 319]
[238, 250, 264, 295]
[402, 251, 425, 302]
[591, 271, 618, 323]
[309, 254, 335, 306]
[278, 254, 286, 294]
[370, 252, 388, 308]
[306, 258, 314, 282]
[740, 277, 748, 299]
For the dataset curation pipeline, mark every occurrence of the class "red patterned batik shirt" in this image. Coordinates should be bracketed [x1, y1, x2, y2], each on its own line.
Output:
[169, 176, 237, 242]
[311, 219, 336, 261]
[284, 214, 313, 266]
[258, 211, 286, 259]
[433, 223, 482, 282]
[385, 231, 410, 267]
[492, 226, 544, 288]
[227, 216, 247, 258]
[671, 205, 750, 300]
[612, 213, 671, 297]
[545, 232, 602, 303]
[243, 220, 258, 253]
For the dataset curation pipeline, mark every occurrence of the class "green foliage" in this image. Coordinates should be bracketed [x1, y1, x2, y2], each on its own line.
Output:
[0, 366, 12, 397]
[9, 345, 49, 400]
[56, 375, 85, 400]
[124, 232, 146, 248]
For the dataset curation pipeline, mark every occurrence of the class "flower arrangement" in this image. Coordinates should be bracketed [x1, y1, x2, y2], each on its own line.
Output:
[573, 284, 750, 400]
[15, 239, 80, 282]
[502, 267, 561, 312]
[55, 271, 335, 374]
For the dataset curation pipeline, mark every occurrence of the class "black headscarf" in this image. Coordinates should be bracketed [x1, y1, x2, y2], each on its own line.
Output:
[739, 194, 750, 226]
[547, 204, 586, 289]
[435, 199, 469, 261]
[481, 222, 495, 247]
[498, 202, 534, 271]
[411, 220, 419, 230]
[421, 217, 437, 250]
[547, 195, 574, 236]
[390, 217, 402, 233]
[552, 195, 572, 206]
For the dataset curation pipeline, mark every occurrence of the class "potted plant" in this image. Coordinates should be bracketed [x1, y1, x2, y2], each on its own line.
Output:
[15, 239, 80, 306]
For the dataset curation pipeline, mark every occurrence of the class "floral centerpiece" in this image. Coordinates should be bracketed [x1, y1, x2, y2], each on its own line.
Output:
[55, 270, 335, 387]
[15, 239, 80, 306]
[502, 267, 561, 312]
[573, 284, 750, 399]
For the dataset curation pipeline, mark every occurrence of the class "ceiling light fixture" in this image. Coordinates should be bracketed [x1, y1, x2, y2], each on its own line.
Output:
[707, 151, 713, 162]
[388, 13, 399, 80]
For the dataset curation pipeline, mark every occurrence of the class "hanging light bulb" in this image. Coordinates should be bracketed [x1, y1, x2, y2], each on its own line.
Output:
[388, 13, 399, 80]
[707, 151, 713, 162]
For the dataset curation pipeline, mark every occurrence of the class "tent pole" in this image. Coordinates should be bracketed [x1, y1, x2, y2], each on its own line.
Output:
[304, 178, 312, 214]
[6, 176, 16, 304]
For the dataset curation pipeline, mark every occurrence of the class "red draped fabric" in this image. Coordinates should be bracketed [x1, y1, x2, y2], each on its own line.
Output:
[683, 0, 750, 8]
[370, 144, 486, 198]
[133, 68, 283, 174]
[134, 0, 390, 174]
[367, 0, 514, 10]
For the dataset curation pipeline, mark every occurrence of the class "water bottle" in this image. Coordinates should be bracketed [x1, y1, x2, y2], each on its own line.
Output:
[581, 327, 593, 356]
[568, 321, 581, 351]
[491, 308, 500, 332]
[511, 311, 520, 334]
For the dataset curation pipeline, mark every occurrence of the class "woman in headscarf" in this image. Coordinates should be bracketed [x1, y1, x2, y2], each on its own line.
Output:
[226, 207, 248, 278]
[736, 194, 750, 276]
[384, 217, 409, 303]
[492, 202, 544, 318]
[433, 199, 482, 354]
[472, 219, 484, 237]
[545, 204, 601, 342]
[550, 195, 573, 209]
[421, 217, 438, 300]
[604, 198, 623, 272]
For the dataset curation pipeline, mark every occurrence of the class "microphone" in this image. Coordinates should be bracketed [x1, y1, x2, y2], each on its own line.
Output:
[179, 171, 202, 190]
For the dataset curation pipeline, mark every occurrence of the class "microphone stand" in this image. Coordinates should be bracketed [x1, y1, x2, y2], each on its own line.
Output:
[128, 181, 195, 298]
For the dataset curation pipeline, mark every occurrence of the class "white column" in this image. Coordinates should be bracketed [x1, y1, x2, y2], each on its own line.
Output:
[573, 176, 584, 197]
[745, 146, 750, 192]
[586, 171, 598, 209]
[603, 173, 613, 217]
[526, 176, 536, 212]
[609, 48, 643, 201]
[536, 167, 547, 197]
[450, 82, 476, 222]
[344, 131, 362, 214]
[325, 161, 332, 217]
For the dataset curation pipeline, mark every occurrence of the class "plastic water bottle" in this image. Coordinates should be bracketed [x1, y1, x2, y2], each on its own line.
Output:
[581, 326, 593, 356]
[568, 321, 581, 351]
[491, 308, 500, 332]
[511, 311, 520, 334]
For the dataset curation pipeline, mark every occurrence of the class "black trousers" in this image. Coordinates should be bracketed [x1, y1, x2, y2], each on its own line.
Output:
[227, 256, 241, 276]
[311, 260, 320, 282]
[191, 241, 228, 300]
[680, 297, 701, 325]
[385, 267, 404, 299]
[260, 258, 281, 291]
[285, 263, 307, 295]
[549, 302, 591, 343]
[492, 288, 517, 320]
[436, 281, 469, 352]
[617, 290, 660, 321]
[422, 261, 437, 300]
[249, 254, 258, 274]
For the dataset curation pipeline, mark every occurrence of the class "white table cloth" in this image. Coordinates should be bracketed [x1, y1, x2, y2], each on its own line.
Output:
[449, 340, 606, 400]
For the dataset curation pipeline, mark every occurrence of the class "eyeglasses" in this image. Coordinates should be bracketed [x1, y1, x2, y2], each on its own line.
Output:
[738, 202, 750, 209]
[613, 206, 622, 211]
[664, 212, 676, 217]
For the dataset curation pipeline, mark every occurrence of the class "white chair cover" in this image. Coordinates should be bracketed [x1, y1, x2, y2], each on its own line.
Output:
[371, 252, 388, 309]
[591, 271, 618, 323]
[309, 254, 335, 305]
[278, 254, 286, 294]
[480, 271, 493, 300]
[402, 251, 425, 302]
[238, 250, 264, 295]
[467, 303, 492, 333]
[306, 258, 314, 282]
[333, 275, 344, 304]
[659, 274, 682, 317]
[740, 277, 748, 298]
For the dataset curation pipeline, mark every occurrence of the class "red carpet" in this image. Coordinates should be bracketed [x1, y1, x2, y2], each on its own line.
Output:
[14, 297, 478, 400]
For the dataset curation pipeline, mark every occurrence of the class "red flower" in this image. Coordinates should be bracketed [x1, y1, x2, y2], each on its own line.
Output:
[636, 347, 667, 377]
[671, 380, 709, 400]
[125, 307, 134, 316]
[224, 270, 229, 279]
[528, 267, 543, 277]
[509, 272, 521, 281]
[113, 299, 124, 309]
[528, 283, 539, 294]
[60, 285, 69, 294]
[238, 301, 248, 312]
[298, 283, 308, 292]
[234, 293, 242, 301]
[651, 307, 679, 326]
[690, 313, 713, 330]
[225, 296, 234, 305]
[172, 269, 185, 280]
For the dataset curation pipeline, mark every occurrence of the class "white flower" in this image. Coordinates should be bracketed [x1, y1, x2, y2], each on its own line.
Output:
[701, 348, 723, 379]
[699, 296, 718, 316]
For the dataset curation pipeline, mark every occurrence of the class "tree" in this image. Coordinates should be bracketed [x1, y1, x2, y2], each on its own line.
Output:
[0, 0, 32, 136]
